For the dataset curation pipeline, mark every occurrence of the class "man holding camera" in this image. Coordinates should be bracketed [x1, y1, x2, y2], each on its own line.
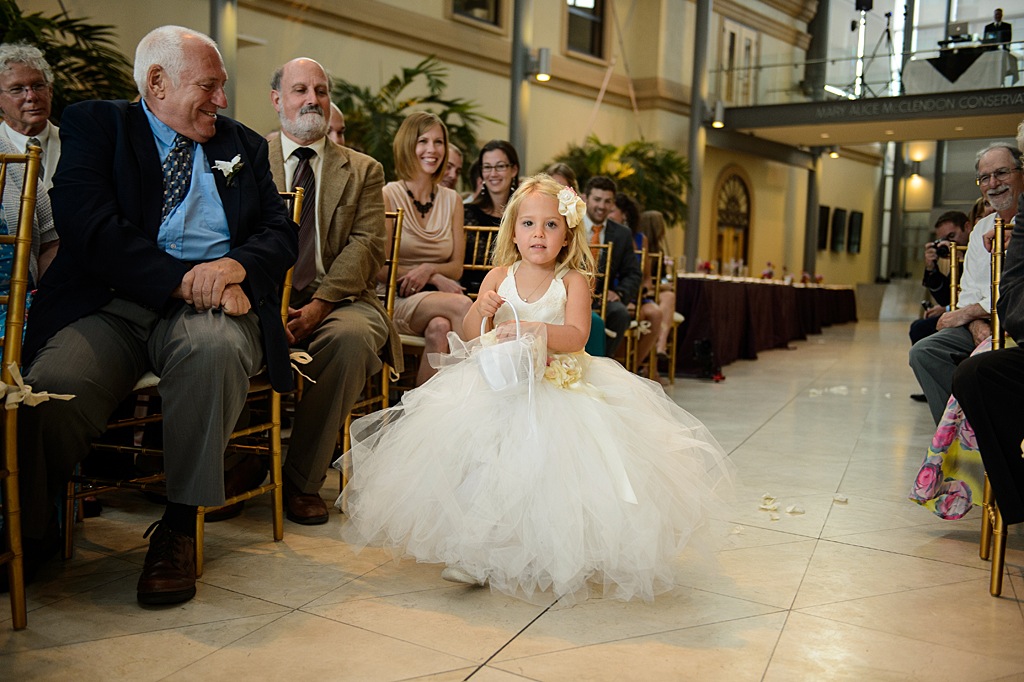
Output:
[910, 210, 972, 346]
[909, 143, 1024, 424]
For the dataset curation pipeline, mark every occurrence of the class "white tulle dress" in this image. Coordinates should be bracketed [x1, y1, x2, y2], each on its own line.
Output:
[336, 263, 733, 603]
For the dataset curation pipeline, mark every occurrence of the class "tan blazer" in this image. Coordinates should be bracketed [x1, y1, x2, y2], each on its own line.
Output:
[269, 136, 402, 371]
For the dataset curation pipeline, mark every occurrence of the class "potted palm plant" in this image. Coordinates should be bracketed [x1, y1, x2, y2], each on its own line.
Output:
[549, 135, 690, 227]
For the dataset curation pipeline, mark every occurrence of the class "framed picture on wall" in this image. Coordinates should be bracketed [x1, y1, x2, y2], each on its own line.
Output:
[818, 205, 830, 251]
[848, 211, 863, 254]
[830, 208, 847, 253]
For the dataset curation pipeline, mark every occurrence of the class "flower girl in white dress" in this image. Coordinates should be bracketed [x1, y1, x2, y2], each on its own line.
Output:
[337, 174, 733, 603]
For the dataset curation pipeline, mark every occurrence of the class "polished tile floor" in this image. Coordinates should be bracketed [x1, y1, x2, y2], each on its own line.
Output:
[4, 320, 1024, 681]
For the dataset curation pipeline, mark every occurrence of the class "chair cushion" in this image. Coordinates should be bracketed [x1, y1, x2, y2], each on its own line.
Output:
[133, 371, 161, 391]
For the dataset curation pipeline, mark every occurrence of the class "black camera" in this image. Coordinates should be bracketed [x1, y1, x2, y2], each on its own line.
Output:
[930, 240, 951, 258]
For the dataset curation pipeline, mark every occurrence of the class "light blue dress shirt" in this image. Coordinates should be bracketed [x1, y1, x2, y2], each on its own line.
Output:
[142, 100, 231, 261]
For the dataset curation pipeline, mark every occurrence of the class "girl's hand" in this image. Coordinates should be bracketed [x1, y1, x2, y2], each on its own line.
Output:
[476, 290, 504, 320]
[494, 320, 518, 341]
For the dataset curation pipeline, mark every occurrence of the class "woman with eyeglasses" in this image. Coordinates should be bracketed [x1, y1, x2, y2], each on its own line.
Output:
[462, 140, 520, 294]
[384, 112, 472, 385]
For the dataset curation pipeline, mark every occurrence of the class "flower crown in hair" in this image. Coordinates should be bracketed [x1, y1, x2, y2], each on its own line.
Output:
[557, 186, 586, 228]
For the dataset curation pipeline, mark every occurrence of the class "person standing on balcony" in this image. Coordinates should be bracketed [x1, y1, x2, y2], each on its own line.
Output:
[983, 8, 1012, 50]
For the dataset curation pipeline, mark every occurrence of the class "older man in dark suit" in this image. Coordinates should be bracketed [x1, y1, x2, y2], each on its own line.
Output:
[266, 57, 399, 525]
[17, 25, 296, 605]
[582, 175, 642, 357]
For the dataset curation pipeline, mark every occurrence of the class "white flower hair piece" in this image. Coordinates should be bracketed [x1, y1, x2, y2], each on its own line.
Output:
[557, 186, 586, 228]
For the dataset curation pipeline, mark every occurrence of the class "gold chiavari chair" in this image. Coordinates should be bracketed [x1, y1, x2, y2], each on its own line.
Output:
[592, 243, 612, 316]
[623, 250, 663, 379]
[620, 248, 647, 373]
[0, 144, 42, 630]
[339, 209, 404, 490]
[664, 257, 684, 384]
[463, 225, 499, 300]
[980, 215, 1008, 596]
[63, 189, 304, 575]
[939, 239, 1008, 594]
[589, 243, 613, 354]
[949, 243, 966, 308]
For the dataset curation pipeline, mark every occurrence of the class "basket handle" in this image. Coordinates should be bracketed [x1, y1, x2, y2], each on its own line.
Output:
[480, 299, 521, 339]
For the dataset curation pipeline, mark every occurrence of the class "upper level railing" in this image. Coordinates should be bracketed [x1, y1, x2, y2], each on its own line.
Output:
[708, 40, 1022, 107]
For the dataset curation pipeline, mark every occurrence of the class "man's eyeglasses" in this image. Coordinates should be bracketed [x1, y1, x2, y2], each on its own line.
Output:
[976, 167, 1021, 187]
[482, 162, 512, 174]
[0, 83, 50, 98]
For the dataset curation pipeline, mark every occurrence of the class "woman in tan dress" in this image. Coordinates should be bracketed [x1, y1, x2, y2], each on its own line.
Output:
[383, 112, 471, 385]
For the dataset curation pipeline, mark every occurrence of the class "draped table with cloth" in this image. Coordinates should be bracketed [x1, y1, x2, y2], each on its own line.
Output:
[903, 48, 1019, 94]
[672, 275, 857, 376]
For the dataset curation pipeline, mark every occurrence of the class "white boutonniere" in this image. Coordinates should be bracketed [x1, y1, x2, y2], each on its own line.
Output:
[213, 154, 244, 186]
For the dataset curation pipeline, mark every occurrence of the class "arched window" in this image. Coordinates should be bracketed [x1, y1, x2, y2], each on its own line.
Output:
[714, 173, 751, 270]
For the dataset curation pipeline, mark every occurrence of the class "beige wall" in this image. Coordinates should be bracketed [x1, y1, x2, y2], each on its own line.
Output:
[20, 0, 888, 286]
[701, 149, 808, 278]
[817, 155, 882, 286]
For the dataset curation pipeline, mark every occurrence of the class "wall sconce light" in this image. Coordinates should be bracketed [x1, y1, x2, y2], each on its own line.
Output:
[711, 100, 725, 128]
[528, 47, 551, 82]
[828, 146, 840, 159]
[909, 160, 922, 177]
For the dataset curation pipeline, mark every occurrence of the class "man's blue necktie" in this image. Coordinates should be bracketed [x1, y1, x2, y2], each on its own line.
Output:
[161, 134, 194, 222]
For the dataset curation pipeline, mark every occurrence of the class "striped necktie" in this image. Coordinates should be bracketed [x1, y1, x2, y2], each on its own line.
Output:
[161, 134, 194, 222]
[291, 147, 317, 291]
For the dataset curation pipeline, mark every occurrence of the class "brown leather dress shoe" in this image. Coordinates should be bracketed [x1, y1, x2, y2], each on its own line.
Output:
[137, 521, 196, 605]
[283, 480, 330, 525]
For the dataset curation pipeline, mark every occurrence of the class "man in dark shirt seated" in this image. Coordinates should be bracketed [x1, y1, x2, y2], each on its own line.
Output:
[581, 176, 642, 358]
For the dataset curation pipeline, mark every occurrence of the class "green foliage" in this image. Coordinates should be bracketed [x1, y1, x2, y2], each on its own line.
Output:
[1, 0, 136, 122]
[549, 135, 690, 227]
[332, 55, 499, 181]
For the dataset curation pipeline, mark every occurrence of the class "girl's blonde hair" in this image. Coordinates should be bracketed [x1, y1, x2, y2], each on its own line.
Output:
[492, 174, 595, 286]
[393, 112, 449, 183]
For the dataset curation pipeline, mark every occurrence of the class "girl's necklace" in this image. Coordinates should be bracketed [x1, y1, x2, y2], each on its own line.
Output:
[404, 182, 435, 218]
[518, 272, 553, 302]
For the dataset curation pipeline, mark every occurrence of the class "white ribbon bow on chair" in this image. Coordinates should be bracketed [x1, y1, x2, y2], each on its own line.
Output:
[289, 351, 317, 384]
[2, 362, 75, 409]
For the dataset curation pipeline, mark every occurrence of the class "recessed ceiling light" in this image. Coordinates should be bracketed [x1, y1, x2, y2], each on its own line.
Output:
[954, 126, 964, 131]
[820, 133, 830, 139]
[885, 130, 894, 135]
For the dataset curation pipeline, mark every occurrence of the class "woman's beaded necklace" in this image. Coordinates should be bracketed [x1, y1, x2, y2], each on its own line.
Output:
[404, 182, 435, 218]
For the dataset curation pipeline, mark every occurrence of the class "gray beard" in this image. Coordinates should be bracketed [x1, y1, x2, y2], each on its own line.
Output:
[280, 111, 328, 142]
[987, 186, 1016, 213]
